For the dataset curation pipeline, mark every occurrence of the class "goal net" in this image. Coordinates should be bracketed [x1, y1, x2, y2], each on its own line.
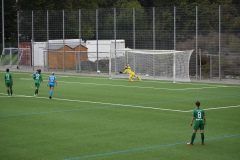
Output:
[109, 49, 194, 82]
[0, 48, 31, 67]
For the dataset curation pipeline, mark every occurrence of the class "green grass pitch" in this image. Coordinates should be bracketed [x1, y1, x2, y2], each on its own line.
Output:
[0, 71, 240, 160]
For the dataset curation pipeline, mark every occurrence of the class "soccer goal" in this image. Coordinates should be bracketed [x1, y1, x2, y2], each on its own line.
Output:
[109, 48, 194, 82]
[0, 48, 31, 67]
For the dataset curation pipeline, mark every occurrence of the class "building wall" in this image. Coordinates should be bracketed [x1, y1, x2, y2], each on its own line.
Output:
[48, 45, 88, 69]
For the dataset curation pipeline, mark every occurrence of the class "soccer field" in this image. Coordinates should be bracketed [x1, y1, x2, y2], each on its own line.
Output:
[0, 71, 240, 160]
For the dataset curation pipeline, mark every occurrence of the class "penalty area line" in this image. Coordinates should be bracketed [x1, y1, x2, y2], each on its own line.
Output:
[1, 93, 239, 113]
[204, 105, 240, 111]
[58, 80, 228, 91]
[0, 92, 187, 113]
[52, 97, 187, 112]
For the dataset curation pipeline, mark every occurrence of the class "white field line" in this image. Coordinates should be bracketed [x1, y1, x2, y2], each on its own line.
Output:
[20, 78, 34, 80]
[0, 93, 239, 113]
[0, 96, 12, 98]
[19, 76, 233, 88]
[19, 78, 233, 91]
[203, 105, 240, 111]
[56, 80, 228, 91]
[4, 71, 240, 86]
[56, 75, 226, 87]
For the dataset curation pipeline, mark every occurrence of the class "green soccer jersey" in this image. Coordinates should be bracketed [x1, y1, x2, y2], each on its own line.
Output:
[34, 73, 42, 84]
[192, 108, 205, 121]
[5, 72, 12, 83]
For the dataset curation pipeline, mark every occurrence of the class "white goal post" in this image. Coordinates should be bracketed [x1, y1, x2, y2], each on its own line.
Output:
[109, 48, 194, 82]
[0, 48, 31, 66]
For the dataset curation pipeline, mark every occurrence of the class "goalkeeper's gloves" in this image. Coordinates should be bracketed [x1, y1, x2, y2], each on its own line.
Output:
[119, 71, 123, 74]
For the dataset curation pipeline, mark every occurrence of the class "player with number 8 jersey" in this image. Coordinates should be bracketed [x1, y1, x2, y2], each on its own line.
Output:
[187, 101, 206, 146]
[193, 107, 205, 130]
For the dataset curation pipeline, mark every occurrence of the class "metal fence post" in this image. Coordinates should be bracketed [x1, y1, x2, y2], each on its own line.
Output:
[78, 9, 81, 73]
[9, 48, 12, 65]
[199, 48, 201, 80]
[196, 6, 198, 80]
[153, 7, 155, 50]
[17, 10, 19, 61]
[63, 10, 65, 72]
[153, 7, 155, 77]
[133, 8, 135, 49]
[114, 8, 117, 74]
[2, 0, 4, 54]
[43, 50, 45, 69]
[96, 9, 99, 72]
[210, 54, 212, 79]
[219, 5, 221, 81]
[173, 7, 176, 83]
[47, 10, 49, 71]
[32, 11, 34, 71]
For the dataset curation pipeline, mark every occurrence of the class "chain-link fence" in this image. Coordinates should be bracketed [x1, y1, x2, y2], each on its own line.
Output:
[1, 5, 240, 81]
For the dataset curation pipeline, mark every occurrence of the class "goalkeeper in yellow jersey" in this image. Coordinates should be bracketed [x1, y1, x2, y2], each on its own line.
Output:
[119, 64, 142, 82]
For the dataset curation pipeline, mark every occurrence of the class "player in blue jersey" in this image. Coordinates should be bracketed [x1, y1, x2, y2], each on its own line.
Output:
[47, 72, 57, 99]
[187, 101, 206, 146]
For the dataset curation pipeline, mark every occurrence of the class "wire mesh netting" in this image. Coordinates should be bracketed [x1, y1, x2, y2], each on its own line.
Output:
[1, 5, 239, 81]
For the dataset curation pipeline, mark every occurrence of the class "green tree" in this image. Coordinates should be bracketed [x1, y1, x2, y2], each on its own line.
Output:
[1, 0, 238, 45]
[0, 0, 18, 44]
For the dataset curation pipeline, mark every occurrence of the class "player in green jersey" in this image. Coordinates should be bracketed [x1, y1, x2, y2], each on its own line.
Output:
[31, 69, 40, 79]
[33, 69, 43, 97]
[4, 68, 13, 96]
[187, 101, 206, 146]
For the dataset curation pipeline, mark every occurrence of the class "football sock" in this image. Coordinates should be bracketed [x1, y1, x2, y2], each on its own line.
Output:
[7, 90, 10, 95]
[201, 133, 204, 144]
[35, 89, 38, 94]
[10, 90, 12, 95]
[191, 133, 196, 144]
[50, 90, 53, 96]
